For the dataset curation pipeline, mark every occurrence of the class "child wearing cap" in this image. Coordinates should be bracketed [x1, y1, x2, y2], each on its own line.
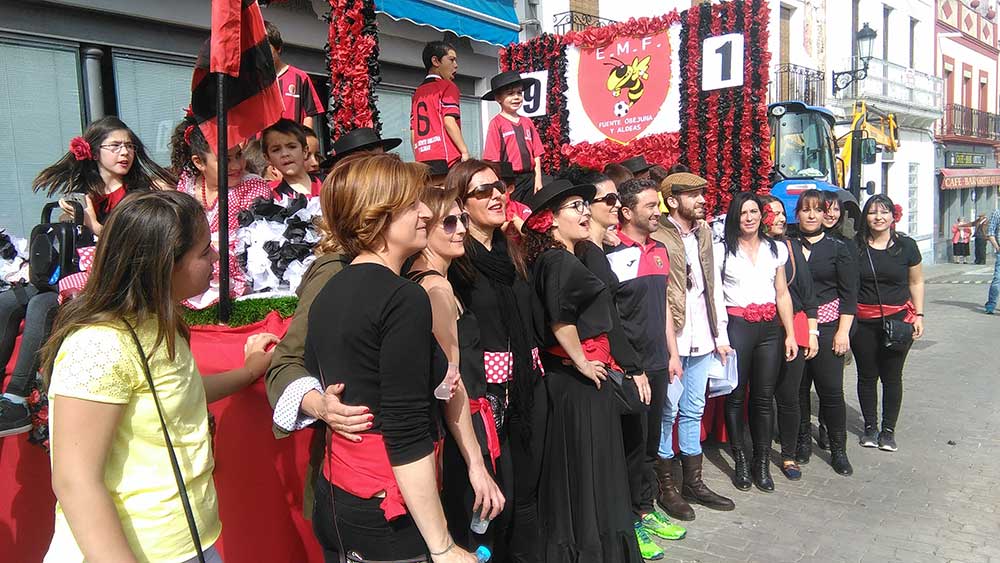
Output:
[482, 71, 545, 203]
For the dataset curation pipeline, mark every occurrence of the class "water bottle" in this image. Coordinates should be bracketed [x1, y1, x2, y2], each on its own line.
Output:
[470, 509, 490, 534]
[475, 545, 492, 562]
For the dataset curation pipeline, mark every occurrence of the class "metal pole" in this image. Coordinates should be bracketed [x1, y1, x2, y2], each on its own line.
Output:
[217, 73, 231, 324]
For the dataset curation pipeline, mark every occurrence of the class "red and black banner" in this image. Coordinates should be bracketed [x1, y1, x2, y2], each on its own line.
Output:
[191, 0, 284, 150]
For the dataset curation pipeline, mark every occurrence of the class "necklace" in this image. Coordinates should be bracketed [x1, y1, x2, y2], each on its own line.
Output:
[200, 176, 214, 209]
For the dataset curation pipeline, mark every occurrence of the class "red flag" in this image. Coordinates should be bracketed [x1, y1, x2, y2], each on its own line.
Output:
[191, 0, 283, 150]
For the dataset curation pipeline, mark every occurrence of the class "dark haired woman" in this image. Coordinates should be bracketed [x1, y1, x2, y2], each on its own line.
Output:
[42, 190, 276, 562]
[759, 195, 818, 480]
[0, 118, 172, 436]
[716, 191, 798, 492]
[447, 159, 545, 562]
[792, 190, 858, 475]
[170, 118, 271, 305]
[524, 179, 641, 563]
[852, 195, 924, 453]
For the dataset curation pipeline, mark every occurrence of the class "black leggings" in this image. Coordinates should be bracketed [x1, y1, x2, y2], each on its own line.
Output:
[775, 347, 805, 460]
[0, 286, 59, 397]
[799, 323, 847, 439]
[503, 378, 547, 563]
[725, 317, 783, 451]
[852, 318, 910, 431]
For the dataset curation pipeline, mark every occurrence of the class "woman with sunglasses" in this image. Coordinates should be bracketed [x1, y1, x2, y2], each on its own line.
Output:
[447, 160, 545, 562]
[523, 179, 641, 562]
[759, 194, 818, 480]
[792, 189, 858, 476]
[407, 187, 506, 552]
[717, 191, 798, 492]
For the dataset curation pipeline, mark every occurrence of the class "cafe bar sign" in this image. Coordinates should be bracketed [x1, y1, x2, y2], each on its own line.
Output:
[938, 167, 1000, 189]
[946, 151, 987, 168]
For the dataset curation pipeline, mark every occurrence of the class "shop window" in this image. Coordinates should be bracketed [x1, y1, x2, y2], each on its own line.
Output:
[0, 38, 83, 238]
[113, 51, 196, 168]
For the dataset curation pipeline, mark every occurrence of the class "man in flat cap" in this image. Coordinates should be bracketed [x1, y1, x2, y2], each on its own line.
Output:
[650, 172, 736, 521]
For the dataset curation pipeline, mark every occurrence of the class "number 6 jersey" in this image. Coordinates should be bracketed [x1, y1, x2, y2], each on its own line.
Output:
[410, 74, 463, 166]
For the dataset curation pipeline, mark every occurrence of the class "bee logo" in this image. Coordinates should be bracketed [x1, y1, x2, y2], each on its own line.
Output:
[605, 55, 652, 107]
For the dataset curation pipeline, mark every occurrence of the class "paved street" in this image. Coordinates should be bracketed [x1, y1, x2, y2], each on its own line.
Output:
[655, 261, 1000, 563]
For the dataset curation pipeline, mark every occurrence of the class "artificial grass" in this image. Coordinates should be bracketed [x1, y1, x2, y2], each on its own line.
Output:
[183, 296, 298, 327]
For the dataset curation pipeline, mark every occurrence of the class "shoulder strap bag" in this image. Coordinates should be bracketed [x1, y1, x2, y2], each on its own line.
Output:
[123, 322, 206, 563]
[864, 246, 914, 352]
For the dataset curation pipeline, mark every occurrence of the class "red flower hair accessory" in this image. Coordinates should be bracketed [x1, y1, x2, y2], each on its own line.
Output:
[184, 105, 194, 118]
[892, 204, 903, 224]
[525, 209, 554, 233]
[69, 137, 92, 161]
[762, 205, 777, 229]
[184, 125, 196, 146]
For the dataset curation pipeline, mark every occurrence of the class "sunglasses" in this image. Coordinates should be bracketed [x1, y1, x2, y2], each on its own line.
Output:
[465, 181, 505, 200]
[558, 199, 591, 215]
[593, 192, 621, 207]
[442, 212, 470, 234]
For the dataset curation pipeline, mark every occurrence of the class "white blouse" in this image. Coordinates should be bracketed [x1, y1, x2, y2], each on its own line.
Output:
[714, 239, 788, 307]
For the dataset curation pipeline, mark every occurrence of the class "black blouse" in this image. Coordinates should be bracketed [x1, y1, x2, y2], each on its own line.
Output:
[576, 241, 643, 375]
[858, 235, 922, 308]
[802, 234, 859, 317]
[531, 248, 614, 347]
[304, 263, 440, 466]
[782, 238, 818, 319]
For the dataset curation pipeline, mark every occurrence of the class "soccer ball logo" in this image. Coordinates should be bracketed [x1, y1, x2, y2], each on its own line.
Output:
[614, 100, 630, 117]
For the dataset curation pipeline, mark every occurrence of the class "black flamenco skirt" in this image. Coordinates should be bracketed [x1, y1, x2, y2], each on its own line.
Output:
[539, 355, 642, 563]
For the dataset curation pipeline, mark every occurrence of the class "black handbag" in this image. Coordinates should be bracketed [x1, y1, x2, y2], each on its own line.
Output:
[124, 322, 206, 563]
[608, 369, 646, 414]
[864, 247, 914, 352]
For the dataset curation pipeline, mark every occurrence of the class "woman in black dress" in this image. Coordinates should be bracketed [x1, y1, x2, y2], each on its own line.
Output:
[523, 179, 641, 563]
[447, 159, 546, 562]
[304, 154, 477, 563]
[793, 189, 858, 476]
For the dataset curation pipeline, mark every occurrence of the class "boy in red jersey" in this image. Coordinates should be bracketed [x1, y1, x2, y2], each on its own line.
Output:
[482, 71, 545, 202]
[411, 41, 469, 167]
[262, 119, 322, 198]
[265, 21, 325, 129]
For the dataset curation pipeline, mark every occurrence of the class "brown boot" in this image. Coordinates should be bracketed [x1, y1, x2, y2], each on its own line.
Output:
[680, 454, 735, 511]
[654, 458, 695, 521]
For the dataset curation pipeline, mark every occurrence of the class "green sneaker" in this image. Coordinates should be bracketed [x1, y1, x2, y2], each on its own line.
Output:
[633, 521, 664, 560]
[641, 510, 687, 541]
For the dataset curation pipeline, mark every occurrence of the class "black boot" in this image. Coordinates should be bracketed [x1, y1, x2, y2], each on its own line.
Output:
[794, 423, 812, 464]
[730, 447, 752, 491]
[829, 432, 854, 476]
[752, 446, 775, 492]
[816, 420, 829, 450]
[680, 454, 735, 512]
[654, 458, 695, 521]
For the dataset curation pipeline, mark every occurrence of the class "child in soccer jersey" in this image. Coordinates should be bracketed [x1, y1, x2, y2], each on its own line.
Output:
[411, 41, 469, 167]
[262, 119, 322, 198]
[265, 21, 325, 129]
[482, 71, 545, 203]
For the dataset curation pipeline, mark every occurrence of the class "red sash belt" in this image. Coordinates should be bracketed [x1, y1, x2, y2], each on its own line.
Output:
[470, 398, 501, 471]
[324, 432, 407, 520]
[856, 300, 917, 323]
[727, 303, 777, 323]
[546, 334, 622, 371]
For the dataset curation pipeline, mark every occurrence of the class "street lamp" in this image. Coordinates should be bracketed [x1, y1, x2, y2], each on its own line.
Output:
[832, 22, 878, 95]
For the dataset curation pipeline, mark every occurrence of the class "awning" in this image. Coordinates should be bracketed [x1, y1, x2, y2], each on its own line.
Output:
[377, 0, 521, 46]
[938, 168, 1000, 189]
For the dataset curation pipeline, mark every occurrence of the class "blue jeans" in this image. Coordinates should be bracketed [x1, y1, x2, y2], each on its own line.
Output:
[987, 252, 1000, 312]
[658, 353, 713, 459]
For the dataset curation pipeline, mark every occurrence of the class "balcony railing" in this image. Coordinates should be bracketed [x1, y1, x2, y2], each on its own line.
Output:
[831, 57, 944, 117]
[936, 103, 1000, 141]
[768, 63, 826, 106]
[553, 11, 617, 35]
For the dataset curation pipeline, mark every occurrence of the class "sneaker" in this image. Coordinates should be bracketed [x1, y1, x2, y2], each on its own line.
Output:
[0, 397, 32, 438]
[641, 510, 687, 541]
[633, 521, 664, 560]
[859, 425, 878, 448]
[878, 429, 898, 452]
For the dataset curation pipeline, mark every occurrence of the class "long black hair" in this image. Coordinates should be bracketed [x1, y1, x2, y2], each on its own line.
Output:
[723, 191, 777, 258]
[32, 116, 173, 200]
[857, 194, 904, 256]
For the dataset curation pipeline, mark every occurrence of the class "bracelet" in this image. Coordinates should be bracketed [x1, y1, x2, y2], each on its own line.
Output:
[916, 313, 924, 317]
[430, 538, 455, 556]
[808, 329, 820, 336]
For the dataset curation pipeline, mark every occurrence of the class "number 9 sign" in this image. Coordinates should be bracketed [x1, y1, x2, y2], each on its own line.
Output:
[701, 34, 745, 91]
[518, 71, 549, 118]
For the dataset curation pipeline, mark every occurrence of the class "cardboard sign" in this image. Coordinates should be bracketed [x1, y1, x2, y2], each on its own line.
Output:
[518, 71, 549, 118]
[701, 33, 745, 91]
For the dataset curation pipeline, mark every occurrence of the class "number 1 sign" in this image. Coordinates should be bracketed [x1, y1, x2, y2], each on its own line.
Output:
[701, 33, 744, 91]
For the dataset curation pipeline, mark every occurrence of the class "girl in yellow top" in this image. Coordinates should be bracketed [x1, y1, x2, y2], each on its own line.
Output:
[41, 190, 278, 563]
